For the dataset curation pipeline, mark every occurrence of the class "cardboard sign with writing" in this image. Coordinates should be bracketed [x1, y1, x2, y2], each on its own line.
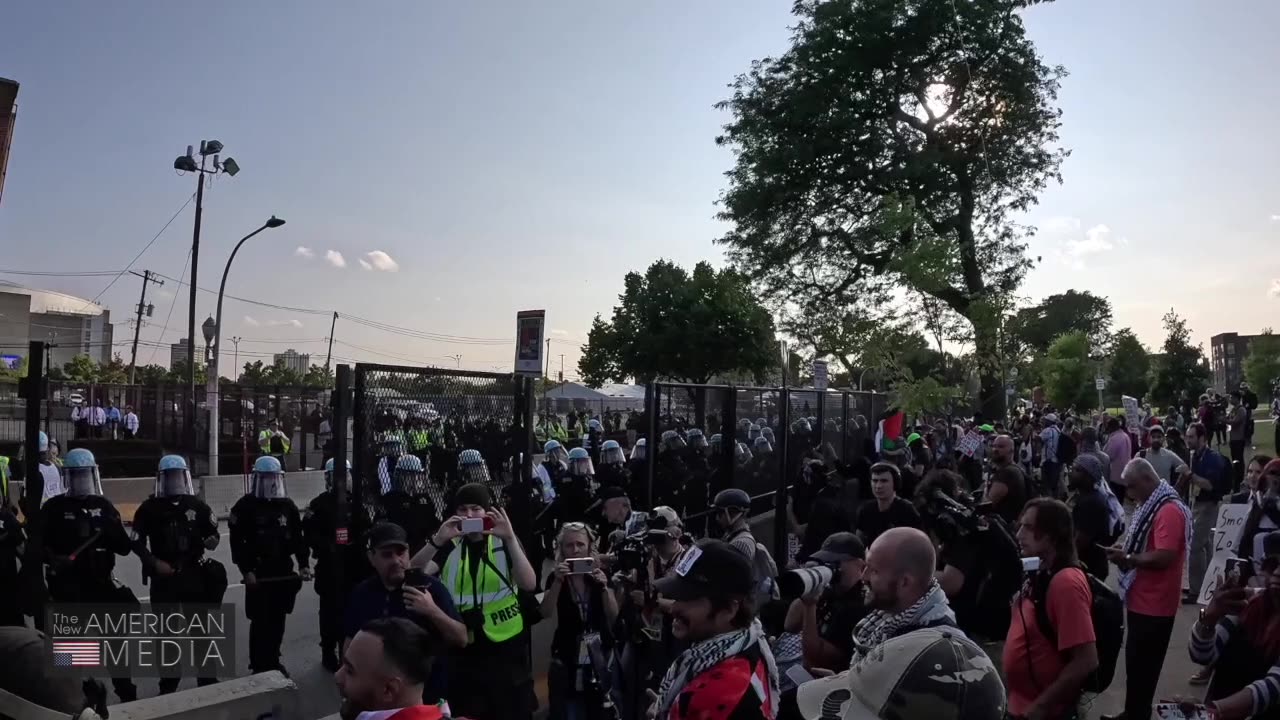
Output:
[1212, 504, 1250, 556]
[958, 430, 983, 458]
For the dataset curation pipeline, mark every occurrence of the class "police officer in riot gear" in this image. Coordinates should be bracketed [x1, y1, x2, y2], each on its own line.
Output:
[130, 454, 226, 694]
[303, 457, 371, 672]
[627, 438, 650, 507]
[229, 456, 312, 676]
[653, 430, 689, 509]
[374, 455, 441, 554]
[541, 439, 569, 491]
[376, 433, 405, 495]
[0, 476, 24, 627]
[558, 447, 596, 525]
[595, 440, 630, 495]
[41, 448, 138, 702]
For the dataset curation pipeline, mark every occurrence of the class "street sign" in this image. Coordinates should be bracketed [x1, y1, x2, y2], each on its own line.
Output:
[1095, 376, 1106, 391]
[514, 310, 546, 377]
[813, 359, 829, 391]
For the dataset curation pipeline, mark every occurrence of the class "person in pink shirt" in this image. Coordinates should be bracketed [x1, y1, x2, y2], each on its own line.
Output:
[1103, 416, 1132, 500]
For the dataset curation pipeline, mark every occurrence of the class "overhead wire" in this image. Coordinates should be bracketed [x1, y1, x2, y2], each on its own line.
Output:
[146, 247, 192, 365]
[82, 192, 196, 309]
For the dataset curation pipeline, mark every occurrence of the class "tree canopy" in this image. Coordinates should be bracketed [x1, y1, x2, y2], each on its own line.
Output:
[1042, 331, 1094, 410]
[1244, 330, 1280, 394]
[1106, 328, 1150, 402]
[1008, 290, 1113, 358]
[578, 259, 778, 386]
[1149, 310, 1210, 406]
[715, 0, 1066, 418]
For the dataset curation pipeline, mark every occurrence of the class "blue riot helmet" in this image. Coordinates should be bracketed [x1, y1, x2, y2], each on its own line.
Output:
[252, 455, 287, 499]
[63, 448, 102, 496]
[735, 441, 753, 466]
[588, 418, 602, 433]
[37, 430, 49, 454]
[687, 429, 708, 451]
[458, 449, 490, 485]
[753, 436, 773, 455]
[567, 447, 595, 477]
[630, 438, 647, 462]
[156, 454, 193, 497]
[543, 439, 569, 465]
[791, 418, 812, 435]
[600, 439, 625, 466]
[755, 418, 767, 429]
[748, 424, 761, 441]
[709, 433, 723, 452]
[394, 454, 428, 495]
[324, 457, 352, 491]
[761, 427, 776, 445]
[660, 429, 686, 452]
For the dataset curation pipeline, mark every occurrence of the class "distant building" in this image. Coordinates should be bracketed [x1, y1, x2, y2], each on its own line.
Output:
[170, 338, 204, 371]
[1211, 332, 1262, 392]
[274, 348, 310, 374]
[0, 77, 17, 207]
[0, 286, 114, 369]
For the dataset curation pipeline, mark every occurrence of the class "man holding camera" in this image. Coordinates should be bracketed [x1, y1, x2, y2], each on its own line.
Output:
[413, 483, 539, 720]
[781, 532, 870, 671]
[343, 522, 466, 709]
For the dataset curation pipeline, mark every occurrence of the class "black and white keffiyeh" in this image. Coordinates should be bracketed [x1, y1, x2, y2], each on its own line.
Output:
[1118, 479, 1192, 600]
[655, 618, 779, 720]
[850, 578, 954, 664]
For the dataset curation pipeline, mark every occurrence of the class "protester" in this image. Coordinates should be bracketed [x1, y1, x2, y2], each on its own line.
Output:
[781, 532, 870, 671]
[540, 522, 619, 720]
[1104, 417, 1132, 499]
[1178, 422, 1232, 604]
[649, 538, 780, 720]
[343, 522, 465, 708]
[712, 488, 778, 607]
[1067, 453, 1123, 581]
[1101, 458, 1191, 720]
[1142, 425, 1185, 482]
[853, 462, 920, 546]
[1241, 459, 1280, 573]
[1005, 499, 1098, 720]
[1039, 414, 1064, 498]
[794, 627, 1006, 720]
[986, 434, 1028, 526]
[1229, 454, 1272, 506]
[336, 617, 448, 720]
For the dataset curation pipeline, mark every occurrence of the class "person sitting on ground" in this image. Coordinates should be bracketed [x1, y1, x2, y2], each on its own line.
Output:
[335, 617, 448, 720]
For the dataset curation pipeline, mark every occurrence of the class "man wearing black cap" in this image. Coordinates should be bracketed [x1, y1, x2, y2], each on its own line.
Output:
[782, 532, 871, 671]
[413, 482, 539, 720]
[649, 539, 781, 720]
[343, 522, 466, 710]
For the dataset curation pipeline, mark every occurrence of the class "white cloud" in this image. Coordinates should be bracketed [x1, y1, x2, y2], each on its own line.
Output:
[364, 250, 399, 272]
[358, 259, 373, 271]
[324, 250, 347, 268]
[1269, 279, 1280, 298]
[1041, 217, 1123, 269]
[294, 246, 315, 259]
[1041, 216, 1082, 235]
[550, 328, 568, 336]
[243, 315, 261, 327]
[1065, 224, 1116, 257]
[266, 319, 304, 328]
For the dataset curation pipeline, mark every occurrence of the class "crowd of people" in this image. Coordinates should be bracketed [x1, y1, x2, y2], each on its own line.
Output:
[1, 383, 1279, 720]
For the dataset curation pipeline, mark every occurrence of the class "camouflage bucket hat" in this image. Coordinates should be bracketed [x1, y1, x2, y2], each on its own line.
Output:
[796, 627, 1006, 720]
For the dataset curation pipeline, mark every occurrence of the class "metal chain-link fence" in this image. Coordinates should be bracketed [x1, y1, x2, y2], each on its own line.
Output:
[352, 365, 528, 518]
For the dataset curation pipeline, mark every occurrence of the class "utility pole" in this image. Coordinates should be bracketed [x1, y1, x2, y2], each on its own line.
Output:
[325, 312, 338, 372]
[544, 339, 551, 380]
[231, 337, 241, 381]
[559, 354, 565, 383]
[447, 354, 462, 369]
[128, 270, 163, 384]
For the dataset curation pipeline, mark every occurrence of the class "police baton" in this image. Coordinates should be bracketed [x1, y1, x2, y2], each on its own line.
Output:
[68, 531, 103, 562]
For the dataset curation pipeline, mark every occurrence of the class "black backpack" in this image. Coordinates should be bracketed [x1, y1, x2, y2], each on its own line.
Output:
[1031, 564, 1124, 694]
[970, 515, 1024, 640]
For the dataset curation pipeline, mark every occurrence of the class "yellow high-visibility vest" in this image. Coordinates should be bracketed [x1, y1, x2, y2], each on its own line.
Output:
[441, 535, 523, 644]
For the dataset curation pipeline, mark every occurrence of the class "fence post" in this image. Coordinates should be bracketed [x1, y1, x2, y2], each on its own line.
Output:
[352, 367, 368, 513]
[18, 340, 48, 623]
[841, 393, 850, 462]
[333, 365, 352, 601]
[773, 386, 790, 567]
[721, 387, 738, 493]
[645, 382, 659, 510]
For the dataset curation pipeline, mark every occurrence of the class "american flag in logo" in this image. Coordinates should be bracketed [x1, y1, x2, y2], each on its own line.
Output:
[52, 641, 100, 667]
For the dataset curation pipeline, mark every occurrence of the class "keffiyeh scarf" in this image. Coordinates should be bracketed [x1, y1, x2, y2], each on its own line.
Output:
[1118, 479, 1192, 600]
[655, 618, 779, 720]
[850, 578, 955, 665]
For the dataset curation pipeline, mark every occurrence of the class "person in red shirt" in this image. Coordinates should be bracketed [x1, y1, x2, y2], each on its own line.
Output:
[1102, 457, 1191, 720]
[650, 539, 780, 720]
[1005, 499, 1098, 720]
[336, 617, 448, 720]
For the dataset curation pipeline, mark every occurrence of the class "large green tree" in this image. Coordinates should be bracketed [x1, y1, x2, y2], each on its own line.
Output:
[1149, 310, 1210, 406]
[715, 0, 1066, 418]
[1042, 331, 1094, 410]
[578, 260, 778, 386]
[1244, 330, 1280, 393]
[1107, 328, 1150, 401]
[1009, 291, 1113, 358]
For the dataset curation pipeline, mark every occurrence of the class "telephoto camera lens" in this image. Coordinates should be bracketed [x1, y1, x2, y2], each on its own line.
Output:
[778, 565, 834, 598]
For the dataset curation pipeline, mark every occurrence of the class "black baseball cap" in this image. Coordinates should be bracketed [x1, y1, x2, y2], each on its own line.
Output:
[809, 532, 866, 564]
[653, 539, 753, 601]
[366, 522, 409, 551]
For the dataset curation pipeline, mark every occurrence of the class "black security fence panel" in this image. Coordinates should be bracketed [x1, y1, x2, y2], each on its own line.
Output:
[351, 364, 531, 520]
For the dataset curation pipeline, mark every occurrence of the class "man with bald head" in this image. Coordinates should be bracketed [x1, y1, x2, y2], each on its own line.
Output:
[854, 527, 959, 660]
[986, 434, 1027, 525]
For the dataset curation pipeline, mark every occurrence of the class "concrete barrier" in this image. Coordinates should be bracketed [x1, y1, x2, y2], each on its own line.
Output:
[109, 672, 298, 720]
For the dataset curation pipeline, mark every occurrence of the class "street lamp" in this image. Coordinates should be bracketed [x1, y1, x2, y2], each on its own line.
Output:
[173, 139, 239, 459]
[206, 216, 286, 475]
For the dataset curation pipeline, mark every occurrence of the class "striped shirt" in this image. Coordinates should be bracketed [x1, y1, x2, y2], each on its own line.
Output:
[1189, 614, 1280, 716]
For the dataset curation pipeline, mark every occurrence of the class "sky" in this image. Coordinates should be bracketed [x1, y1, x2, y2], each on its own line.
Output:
[1, 0, 1278, 380]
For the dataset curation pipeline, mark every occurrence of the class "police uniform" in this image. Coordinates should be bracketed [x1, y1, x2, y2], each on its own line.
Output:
[131, 491, 226, 693]
[303, 473, 372, 671]
[228, 493, 309, 674]
[374, 491, 441, 555]
[41, 491, 138, 701]
[0, 503, 25, 627]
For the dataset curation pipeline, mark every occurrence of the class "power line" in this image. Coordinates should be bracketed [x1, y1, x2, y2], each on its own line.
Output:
[83, 193, 196, 309]
[146, 248, 191, 365]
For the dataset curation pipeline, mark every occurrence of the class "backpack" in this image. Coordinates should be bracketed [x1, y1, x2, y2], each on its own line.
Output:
[1031, 564, 1124, 694]
[1055, 432, 1077, 466]
[970, 515, 1024, 640]
[728, 528, 780, 603]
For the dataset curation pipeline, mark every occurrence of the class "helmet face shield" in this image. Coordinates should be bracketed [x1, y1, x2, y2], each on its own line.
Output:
[460, 462, 490, 485]
[394, 470, 428, 495]
[548, 446, 569, 465]
[601, 446, 626, 465]
[158, 468, 193, 497]
[630, 442, 647, 461]
[569, 456, 595, 477]
[254, 472, 287, 499]
[65, 466, 102, 497]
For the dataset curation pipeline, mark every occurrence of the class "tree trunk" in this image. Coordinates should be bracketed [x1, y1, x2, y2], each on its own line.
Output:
[971, 319, 1007, 421]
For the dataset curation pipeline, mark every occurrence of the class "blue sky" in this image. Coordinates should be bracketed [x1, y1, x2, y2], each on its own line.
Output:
[1, 0, 1277, 377]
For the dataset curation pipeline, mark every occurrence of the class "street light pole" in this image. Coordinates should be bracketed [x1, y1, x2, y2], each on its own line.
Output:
[206, 217, 286, 476]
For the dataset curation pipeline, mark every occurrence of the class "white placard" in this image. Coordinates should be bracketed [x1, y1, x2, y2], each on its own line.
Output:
[958, 430, 983, 458]
[674, 546, 702, 576]
[1198, 555, 1231, 605]
[1095, 376, 1106, 391]
[1122, 395, 1140, 431]
[813, 360, 829, 391]
[1212, 504, 1251, 556]
[514, 310, 546, 376]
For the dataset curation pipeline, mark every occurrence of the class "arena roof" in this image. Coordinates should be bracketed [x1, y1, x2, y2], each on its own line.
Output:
[0, 281, 106, 316]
